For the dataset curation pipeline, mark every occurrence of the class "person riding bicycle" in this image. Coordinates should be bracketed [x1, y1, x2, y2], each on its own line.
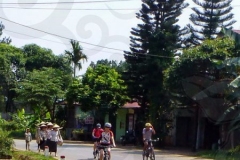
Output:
[98, 122, 116, 160]
[92, 123, 104, 156]
[142, 122, 156, 155]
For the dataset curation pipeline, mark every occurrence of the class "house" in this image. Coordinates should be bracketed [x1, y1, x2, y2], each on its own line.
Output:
[104, 102, 141, 142]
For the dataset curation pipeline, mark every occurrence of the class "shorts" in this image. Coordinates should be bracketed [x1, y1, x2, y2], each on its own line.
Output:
[92, 137, 100, 142]
[98, 143, 111, 150]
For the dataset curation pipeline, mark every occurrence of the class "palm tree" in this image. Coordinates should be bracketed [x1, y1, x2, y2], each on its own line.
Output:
[65, 40, 87, 77]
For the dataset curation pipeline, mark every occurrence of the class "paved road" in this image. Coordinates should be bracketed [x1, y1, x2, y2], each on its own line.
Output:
[14, 139, 211, 160]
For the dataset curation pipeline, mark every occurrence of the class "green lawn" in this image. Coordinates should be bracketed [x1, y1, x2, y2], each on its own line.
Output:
[12, 150, 56, 160]
[198, 150, 240, 160]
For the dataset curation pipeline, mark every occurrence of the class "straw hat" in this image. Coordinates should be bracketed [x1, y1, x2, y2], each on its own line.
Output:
[53, 124, 60, 128]
[47, 122, 53, 126]
[40, 124, 47, 127]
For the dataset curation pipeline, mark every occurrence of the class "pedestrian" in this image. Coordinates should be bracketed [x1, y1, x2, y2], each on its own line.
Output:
[49, 124, 62, 157]
[25, 128, 32, 151]
[39, 124, 48, 152]
[46, 122, 53, 148]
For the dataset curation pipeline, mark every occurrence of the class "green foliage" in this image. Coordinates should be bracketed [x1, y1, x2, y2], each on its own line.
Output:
[10, 108, 38, 132]
[13, 150, 56, 160]
[22, 44, 56, 71]
[124, 0, 188, 124]
[0, 22, 11, 44]
[222, 27, 240, 48]
[165, 37, 238, 95]
[188, 0, 236, 45]
[198, 150, 240, 160]
[0, 117, 14, 157]
[65, 39, 87, 77]
[14, 67, 65, 121]
[81, 64, 129, 111]
[0, 43, 25, 112]
[66, 63, 129, 112]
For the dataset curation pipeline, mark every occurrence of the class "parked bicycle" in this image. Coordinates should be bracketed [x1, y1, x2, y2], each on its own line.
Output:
[143, 138, 159, 160]
[97, 145, 113, 160]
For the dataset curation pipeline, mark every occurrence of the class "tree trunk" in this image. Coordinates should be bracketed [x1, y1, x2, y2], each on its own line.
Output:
[66, 105, 76, 140]
[192, 105, 199, 152]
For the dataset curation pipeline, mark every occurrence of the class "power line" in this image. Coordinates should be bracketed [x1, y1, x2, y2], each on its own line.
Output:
[0, 16, 123, 52]
[0, 17, 181, 59]
[4, 29, 172, 58]
[0, 0, 138, 5]
[4, 29, 125, 55]
[0, 6, 138, 11]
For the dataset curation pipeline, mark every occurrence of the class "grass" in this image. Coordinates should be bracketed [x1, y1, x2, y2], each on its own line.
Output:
[12, 150, 56, 160]
[197, 150, 240, 160]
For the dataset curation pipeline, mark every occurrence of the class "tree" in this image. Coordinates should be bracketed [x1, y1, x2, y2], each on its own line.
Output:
[22, 44, 70, 72]
[65, 40, 88, 77]
[165, 37, 240, 151]
[0, 22, 11, 44]
[124, 0, 188, 134]
[65, 63, 128, 127]
[80, 63, 129, 112]
[14, 67, 65, 122]
[0, 43, 25, 112]
[188, 0, 236, 45]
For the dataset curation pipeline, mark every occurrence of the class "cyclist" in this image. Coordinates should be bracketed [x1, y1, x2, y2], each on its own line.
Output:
[142, 123, 156, 155]
[92, 123, 103, 156]
[99, 122, 116, 160]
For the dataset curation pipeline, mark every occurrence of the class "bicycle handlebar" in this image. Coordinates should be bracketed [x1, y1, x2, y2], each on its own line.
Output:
[97, 145, 114, 148]
[146, 138, 160, 142]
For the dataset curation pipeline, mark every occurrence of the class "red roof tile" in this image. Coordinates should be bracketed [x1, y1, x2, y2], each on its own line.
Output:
[122, 102, 141, 108]
[233, 30, 240, 34]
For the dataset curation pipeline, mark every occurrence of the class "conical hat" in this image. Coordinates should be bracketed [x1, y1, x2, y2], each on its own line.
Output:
[53, 124, 60, 128]
[47, 122, 53, 126]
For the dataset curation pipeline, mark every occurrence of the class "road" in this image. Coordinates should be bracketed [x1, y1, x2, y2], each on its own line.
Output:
[14, 139, 210, 160]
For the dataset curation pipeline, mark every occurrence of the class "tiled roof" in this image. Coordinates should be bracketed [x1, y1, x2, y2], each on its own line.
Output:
[233, 30, 240, 34]
[122, 102, 141, 108]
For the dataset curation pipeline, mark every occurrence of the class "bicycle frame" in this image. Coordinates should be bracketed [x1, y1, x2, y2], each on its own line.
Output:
[143, 138, 159, 160]
[97, 145, 112, 160]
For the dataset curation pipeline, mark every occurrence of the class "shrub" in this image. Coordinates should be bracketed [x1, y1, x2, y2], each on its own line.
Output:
[0, 130, 14, 157]
[0, 117, 15, 158]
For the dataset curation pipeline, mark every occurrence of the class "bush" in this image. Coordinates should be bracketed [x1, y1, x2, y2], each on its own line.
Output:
[9, 129, 25, 139]
[13, 150, 56, 160]
[0, 130, 14, 157]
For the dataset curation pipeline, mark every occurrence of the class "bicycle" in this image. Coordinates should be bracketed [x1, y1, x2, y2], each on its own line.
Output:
[143, 138, 159, 160]
[94, 147, 100, 159]
[97, 145, 113, 160]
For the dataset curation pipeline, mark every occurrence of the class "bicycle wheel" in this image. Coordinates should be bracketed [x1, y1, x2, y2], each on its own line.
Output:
[150, 150, 155, 160]
[143, 151, 149, 160]
[95, 150, 99, 159]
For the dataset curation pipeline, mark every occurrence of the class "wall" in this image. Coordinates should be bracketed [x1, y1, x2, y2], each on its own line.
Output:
[115, 109, 127, 142]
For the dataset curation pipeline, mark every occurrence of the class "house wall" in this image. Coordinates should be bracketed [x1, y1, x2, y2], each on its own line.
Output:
[115, 109, 128, 142]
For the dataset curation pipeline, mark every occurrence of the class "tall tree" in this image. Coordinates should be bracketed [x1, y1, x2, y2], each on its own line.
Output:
[165, 37, 240, 151]
[0, 22, 11, 44]
[124, 0, 188, 131]
[0, 43, 25, 112]
[188, 0, 236, 45]
[65, 40, 87, 77]
[14, 67, 65, 122]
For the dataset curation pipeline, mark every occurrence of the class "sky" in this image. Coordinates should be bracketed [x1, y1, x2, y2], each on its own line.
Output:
[0, 0, 240, 75]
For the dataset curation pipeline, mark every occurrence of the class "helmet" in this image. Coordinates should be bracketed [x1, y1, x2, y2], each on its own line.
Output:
[96, 123, 101, 128]
[104, 122, 112, 128]
[145, 123, 152, 127]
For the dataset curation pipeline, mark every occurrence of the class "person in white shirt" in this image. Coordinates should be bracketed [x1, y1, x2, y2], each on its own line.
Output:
[25, 128, 32, 151]
[46, 122, 53, 148]
[49, 124, 62, 157]
[39, 124, 48, 152]
[142, 123, 156, 155]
